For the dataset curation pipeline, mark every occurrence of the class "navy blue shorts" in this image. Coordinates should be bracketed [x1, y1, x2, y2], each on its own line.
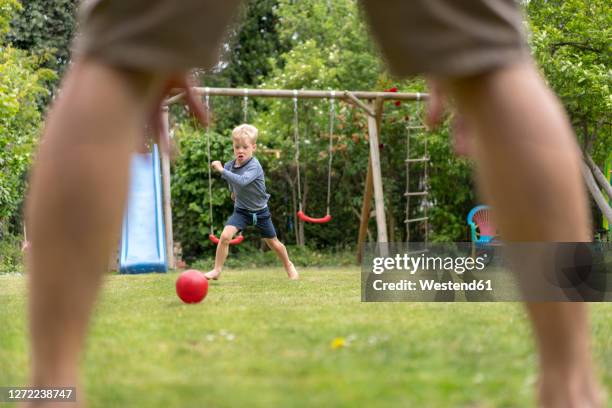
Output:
[225, 207, 277, 238]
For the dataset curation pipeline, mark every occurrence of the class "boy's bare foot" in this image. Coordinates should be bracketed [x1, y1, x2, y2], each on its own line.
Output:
[286, 262, 299, 280]
[204, 270, 221, 280]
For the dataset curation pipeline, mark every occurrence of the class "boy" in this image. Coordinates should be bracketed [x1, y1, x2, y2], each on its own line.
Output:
[205, 124, 299, 281]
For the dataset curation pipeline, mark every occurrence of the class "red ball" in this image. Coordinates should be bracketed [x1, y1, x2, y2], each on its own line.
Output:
[176, 269, 208, 303]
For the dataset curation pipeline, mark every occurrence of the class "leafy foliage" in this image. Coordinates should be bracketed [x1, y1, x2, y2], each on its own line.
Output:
[526, 0, 611, 231]
[0, 0, 54, 237]
[526, 0, 611, 163]
[8, 0, 78, 96]
[0, 230, 23, 273]
[193, 0, 289, 133]
[0, 0, 19, 35]
[222, 0, 288, 87]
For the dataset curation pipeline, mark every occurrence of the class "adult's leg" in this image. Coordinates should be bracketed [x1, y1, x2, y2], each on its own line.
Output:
[26, 59, 166, 405]
[263, 238, 299, 279]
[205, 225, 239, 280]
[443, 62, 602, 408]
[360, 0, 602, 405]
[24, 0, 245, 405]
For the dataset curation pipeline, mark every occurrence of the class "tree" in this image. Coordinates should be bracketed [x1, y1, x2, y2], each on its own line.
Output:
[527, 0, 611, 162]
[8, 0, 79, 96]
[526, 0, 612, 229]
[191, 0, 289, 133]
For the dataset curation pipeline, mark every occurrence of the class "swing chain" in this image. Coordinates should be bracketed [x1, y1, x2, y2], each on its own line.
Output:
[326, 91, 335, 215]
[204, 89, 214, 234]
[293, 90, 302, 211]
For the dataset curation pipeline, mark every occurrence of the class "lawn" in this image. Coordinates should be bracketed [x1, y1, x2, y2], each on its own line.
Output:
[1, 267, 611, 407]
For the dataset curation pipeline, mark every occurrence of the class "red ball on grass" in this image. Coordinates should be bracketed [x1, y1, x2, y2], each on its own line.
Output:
[176, 269, 208, 303]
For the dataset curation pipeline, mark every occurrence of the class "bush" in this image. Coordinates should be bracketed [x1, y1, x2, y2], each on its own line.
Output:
[0, 231, 24, 274]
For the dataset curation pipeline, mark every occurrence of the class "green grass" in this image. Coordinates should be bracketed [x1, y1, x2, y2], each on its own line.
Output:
[1, 267, 611, 407]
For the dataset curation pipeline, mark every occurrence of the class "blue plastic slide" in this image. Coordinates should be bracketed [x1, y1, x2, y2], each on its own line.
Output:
[119, 145, 168, 273]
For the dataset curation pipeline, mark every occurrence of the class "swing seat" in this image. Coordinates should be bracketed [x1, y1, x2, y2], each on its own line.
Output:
[208, 234, 244, 245]
[297, 211, 332, 224]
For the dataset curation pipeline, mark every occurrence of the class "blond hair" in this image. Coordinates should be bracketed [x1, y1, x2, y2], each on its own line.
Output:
[232, 124, 258, 143]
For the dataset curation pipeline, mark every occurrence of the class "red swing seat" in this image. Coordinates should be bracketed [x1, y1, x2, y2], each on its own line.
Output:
[208, 234, 245, 245]
[297, 211, 332, 224]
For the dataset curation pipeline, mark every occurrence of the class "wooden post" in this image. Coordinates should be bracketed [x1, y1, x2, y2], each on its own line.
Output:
[586, 153, 612, 200]
[160, 107, 175, 269]
[367, 98, 388, 244]
[373, 99, 393, 240]
[357, 157, 374, 263]
[583, 162, 612, 225]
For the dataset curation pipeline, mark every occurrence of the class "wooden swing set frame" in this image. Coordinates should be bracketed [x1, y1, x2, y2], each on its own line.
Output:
[161, 87, 429, 264]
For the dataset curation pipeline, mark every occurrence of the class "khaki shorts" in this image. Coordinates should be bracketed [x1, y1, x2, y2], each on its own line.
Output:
[75, 0, 244, 72]
[76, 0, 528, 76]
[360, 0, 529, 76]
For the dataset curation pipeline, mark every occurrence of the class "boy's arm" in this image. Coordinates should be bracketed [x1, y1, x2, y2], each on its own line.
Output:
[221, 163, 262, 188]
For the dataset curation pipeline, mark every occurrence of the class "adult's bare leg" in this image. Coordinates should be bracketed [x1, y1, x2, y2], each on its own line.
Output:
[26, 59, 166, 406]
[444, 62, 602, 408]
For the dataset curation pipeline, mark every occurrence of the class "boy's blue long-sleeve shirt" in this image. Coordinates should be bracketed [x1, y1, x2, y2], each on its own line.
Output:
[221, 157, 270, 211]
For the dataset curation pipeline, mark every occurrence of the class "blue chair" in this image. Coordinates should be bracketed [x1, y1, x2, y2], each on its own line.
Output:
[467, 205, 497, 244]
